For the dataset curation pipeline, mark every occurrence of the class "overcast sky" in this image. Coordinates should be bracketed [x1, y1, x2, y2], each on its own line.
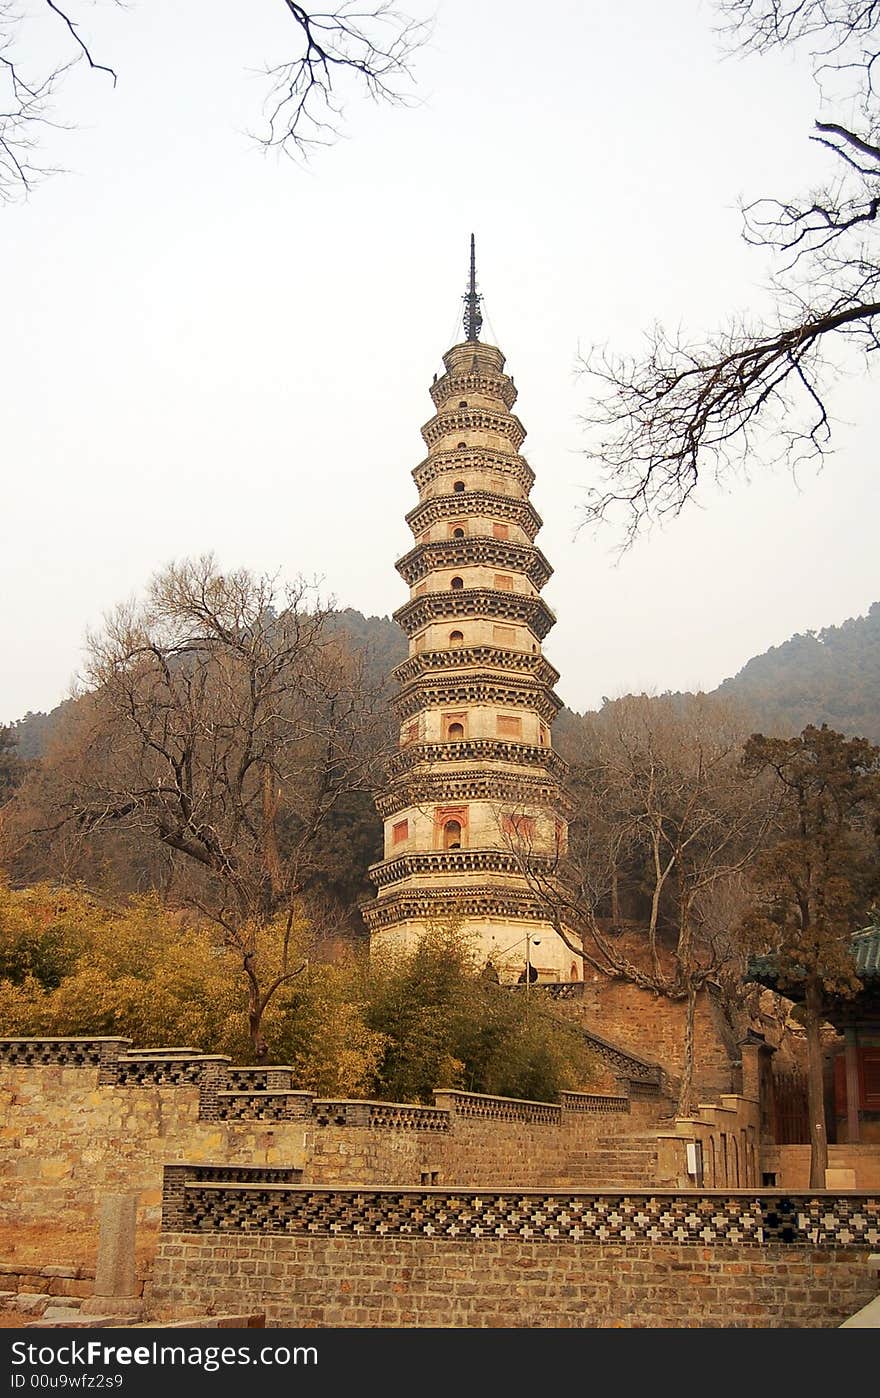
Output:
[2, 0, 877, 726]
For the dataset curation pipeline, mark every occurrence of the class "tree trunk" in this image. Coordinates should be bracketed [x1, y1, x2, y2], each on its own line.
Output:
[804, 980, 829, 1188]
[248, 1008, 269, 1061]
[677, 982, 698, 1116]
[246, 975, 269, 1062]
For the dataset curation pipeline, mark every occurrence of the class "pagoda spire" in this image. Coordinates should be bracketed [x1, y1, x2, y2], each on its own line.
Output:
[462, 233, 483, 342]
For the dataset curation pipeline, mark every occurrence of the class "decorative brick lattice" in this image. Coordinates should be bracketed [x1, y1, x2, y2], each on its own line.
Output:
[364, 1103, 450, 1132]
[215, 1091, 313, 1122]
[311, 1100, 449, 1131]
[760, 1196, 880, 1245]
[538, 982, 585, 1001]
[167, 1184, 880, 1247]
[160, 1164, 304, 1230]
[224, 1068, 295, 1091]
[178, 1165, 304, 1185]
[102, 1053, 231, 1088]
[0, 1037, 131, 1067]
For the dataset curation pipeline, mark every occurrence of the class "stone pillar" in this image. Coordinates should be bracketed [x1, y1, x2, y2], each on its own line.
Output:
[738, 1031, 769, 1102]
[80, 1193, 143, 1318]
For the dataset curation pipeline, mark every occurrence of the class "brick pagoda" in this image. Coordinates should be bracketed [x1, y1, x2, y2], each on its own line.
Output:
[363, 239, 581, 982]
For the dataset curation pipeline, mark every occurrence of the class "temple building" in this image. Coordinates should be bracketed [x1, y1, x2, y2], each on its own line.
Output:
[363, 239, 582, 983]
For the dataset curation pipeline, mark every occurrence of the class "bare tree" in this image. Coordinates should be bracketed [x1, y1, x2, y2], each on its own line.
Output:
[579, 1, 880, 545]
[507, 694, 777, 1110]
[8, 555, 388, 1058]
[0, 1, 426, 202]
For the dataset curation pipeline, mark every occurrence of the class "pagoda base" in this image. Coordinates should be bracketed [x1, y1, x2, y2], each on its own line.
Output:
[368, 915, 582, 984]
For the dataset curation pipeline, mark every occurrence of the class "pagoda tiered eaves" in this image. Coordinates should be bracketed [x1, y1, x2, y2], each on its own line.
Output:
[412, 448, 535, 493]
[429, 370, 518, 411]
[364, 287, 582, 983]
[386, 739, 569, 781]
[405, 490, 543, 540]
[395, 537, 553, 589]
[391, 676, 563, 725]
[362, 888, 559, 933]
[393, 589, 556, 640]
[370, 848, 560, 888]
[375, 770, 575, 819]
[421, 408, 526, 452]
[392, 646, 560, 688]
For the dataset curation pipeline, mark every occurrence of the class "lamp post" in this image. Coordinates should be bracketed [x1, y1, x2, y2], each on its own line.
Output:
[525, 934, 540, 994]
[492, 931, 542, 989]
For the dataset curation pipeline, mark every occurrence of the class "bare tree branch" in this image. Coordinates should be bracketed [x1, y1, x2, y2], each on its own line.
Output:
[580, 1, 880, 546]
[0, 1, 427, 201]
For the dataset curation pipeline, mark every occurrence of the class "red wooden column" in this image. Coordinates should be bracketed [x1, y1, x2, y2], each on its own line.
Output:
[844, 1029, 861, 1144]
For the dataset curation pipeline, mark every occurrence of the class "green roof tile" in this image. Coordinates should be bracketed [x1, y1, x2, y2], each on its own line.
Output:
[746, 924, 880, 989]
[852, 925, 880, 978]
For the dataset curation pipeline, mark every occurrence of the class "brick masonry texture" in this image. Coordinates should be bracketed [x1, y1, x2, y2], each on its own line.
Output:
[550, 979, 735, 1100]
[0, 1045, 665, 1259]
[147, 1232, 879, 1329]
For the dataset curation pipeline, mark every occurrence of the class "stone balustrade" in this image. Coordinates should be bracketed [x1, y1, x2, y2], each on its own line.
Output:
[433, 1089, 562, 1125]
[561, 1092, 630, 1114]
[158, 1173, 880, 1247]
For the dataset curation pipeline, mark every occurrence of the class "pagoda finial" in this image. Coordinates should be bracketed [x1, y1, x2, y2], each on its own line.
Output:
[463, 233, 483, 342]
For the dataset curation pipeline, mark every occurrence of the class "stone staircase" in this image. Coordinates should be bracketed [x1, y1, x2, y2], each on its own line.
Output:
[572, 1133, 660, 1189]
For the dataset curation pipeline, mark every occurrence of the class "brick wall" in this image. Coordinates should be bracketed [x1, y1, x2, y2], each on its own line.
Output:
[0, 1064, 296, 1266]
[147, 1179, 880, 1328]
[147, 1232, 876, 1329]
[556, 978, 734, 1099]
[0, 1051, 663, 1267]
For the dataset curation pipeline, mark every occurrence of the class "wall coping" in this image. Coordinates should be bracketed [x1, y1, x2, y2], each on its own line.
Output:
[122, 1053, 232, 1062]
[0, 1037, 130, 1044]
[173, 1182, 879, 1198]
[216, 1090, 313, 1100]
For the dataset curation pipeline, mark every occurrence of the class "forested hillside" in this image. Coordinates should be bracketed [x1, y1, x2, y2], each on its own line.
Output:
[7, 601, 880, 761]
[713, 602, 880, 743]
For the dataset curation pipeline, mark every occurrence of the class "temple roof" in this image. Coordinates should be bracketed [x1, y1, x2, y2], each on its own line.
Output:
[746, 924, 880, 999]
[852, 925, 880, 978]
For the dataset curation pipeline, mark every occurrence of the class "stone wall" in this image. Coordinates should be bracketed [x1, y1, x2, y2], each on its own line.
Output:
[147, 1181, 880, 1328]
[0, 1040, 664, 1268]
[548, 977, 735, 1100]
[656, 1092, 761, 1189]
